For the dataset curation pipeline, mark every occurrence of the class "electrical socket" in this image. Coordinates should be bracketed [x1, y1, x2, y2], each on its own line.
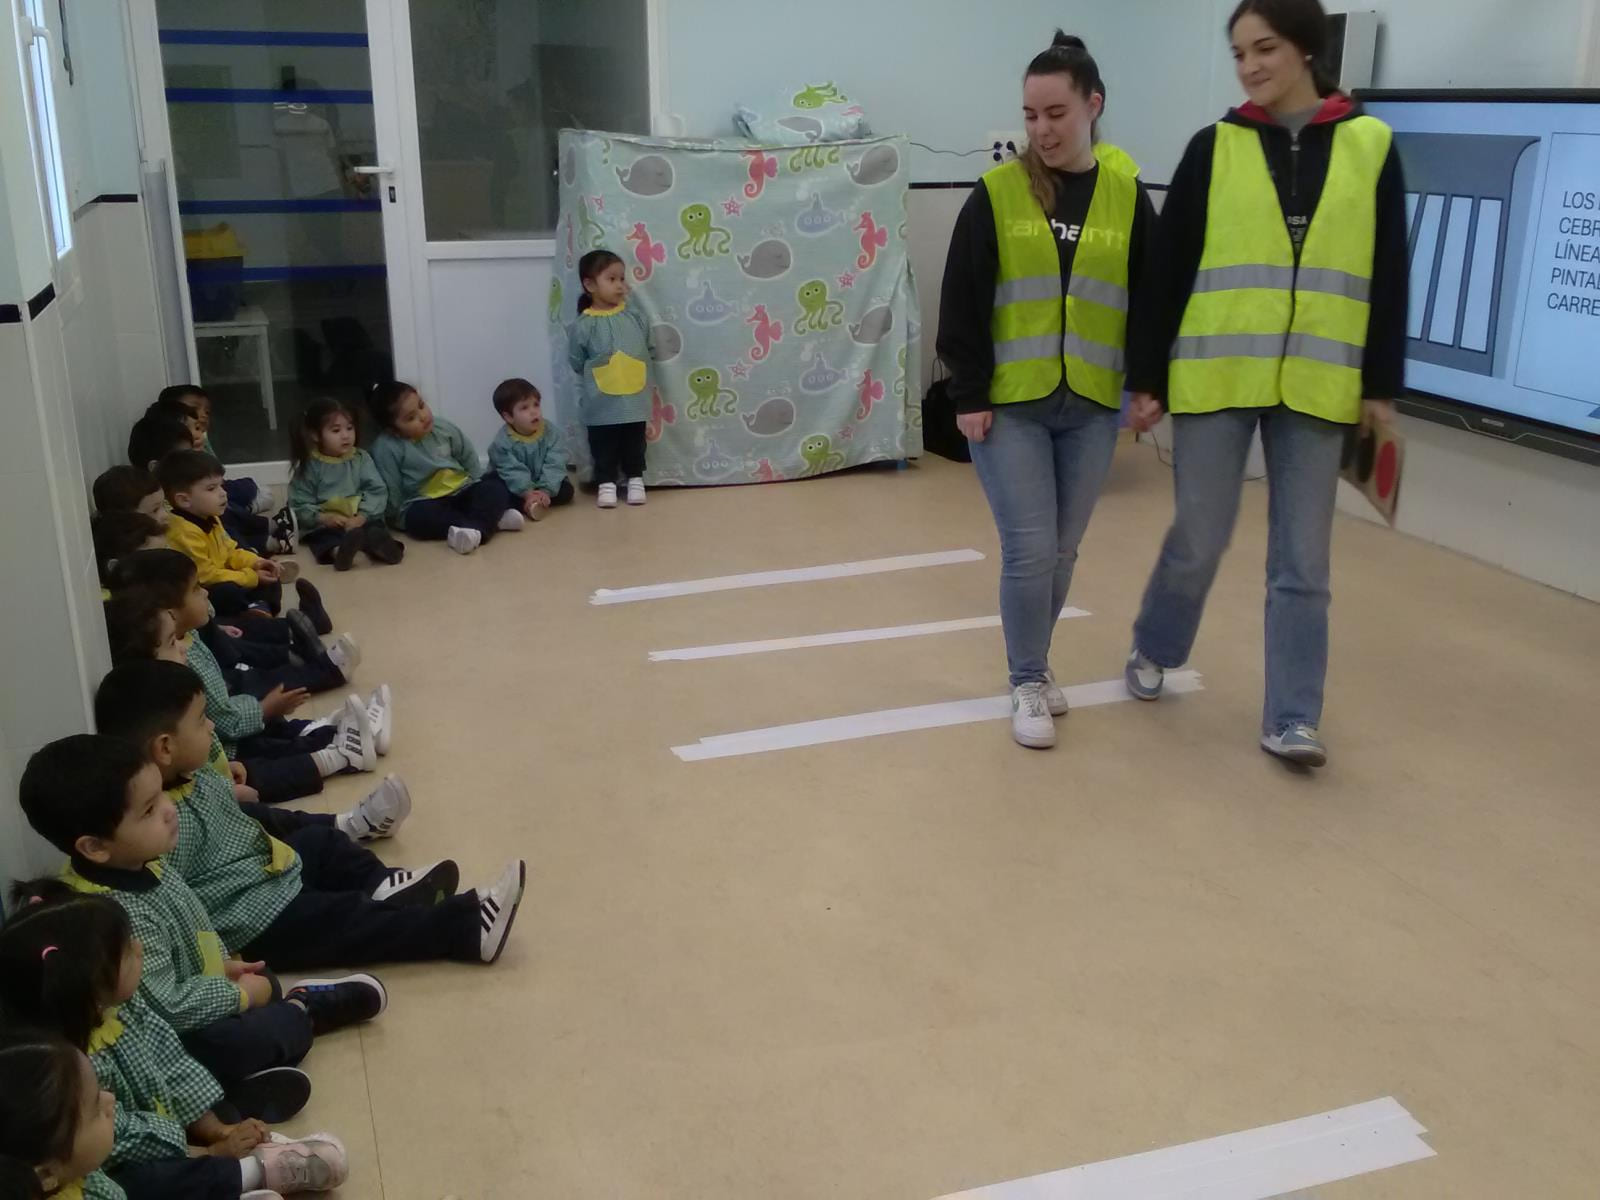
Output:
[987, 131, 1024, 163]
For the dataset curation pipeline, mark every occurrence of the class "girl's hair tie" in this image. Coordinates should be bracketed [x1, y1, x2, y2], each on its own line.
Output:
[40, 945, 58, 960]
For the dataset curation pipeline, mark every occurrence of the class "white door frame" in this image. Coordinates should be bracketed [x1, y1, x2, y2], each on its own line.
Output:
[370, 0, 668, 408]
[124, 0, 424, 480]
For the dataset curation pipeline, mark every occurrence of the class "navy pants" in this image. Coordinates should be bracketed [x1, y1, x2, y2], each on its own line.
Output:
[401, 475, 515, 541]
[237, 720, 337, 806]
[179, 979, 313, 1089]
[112, 1154, 243, 1200]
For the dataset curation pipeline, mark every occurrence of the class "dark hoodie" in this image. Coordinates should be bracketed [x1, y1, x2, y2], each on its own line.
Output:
[1125, 94, 1410, 404]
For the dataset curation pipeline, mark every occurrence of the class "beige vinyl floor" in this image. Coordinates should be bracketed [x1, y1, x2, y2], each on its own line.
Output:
[269, 443, 1599, 1200]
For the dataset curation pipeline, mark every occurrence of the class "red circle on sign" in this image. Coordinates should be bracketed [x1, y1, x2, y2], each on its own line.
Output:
[1375, 442, 1397, 499]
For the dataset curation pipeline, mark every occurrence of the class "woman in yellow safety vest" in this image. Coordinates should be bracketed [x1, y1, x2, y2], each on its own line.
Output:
[1123, 0, 1409, 767]
[938, 31, 1157, 751]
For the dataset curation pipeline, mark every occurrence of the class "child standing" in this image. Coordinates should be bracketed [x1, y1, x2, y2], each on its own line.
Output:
[488, 378, 574, 520]
[287, 398, 404, 570]
[367, 380, 523, 555]
[569, 250, 652, 508]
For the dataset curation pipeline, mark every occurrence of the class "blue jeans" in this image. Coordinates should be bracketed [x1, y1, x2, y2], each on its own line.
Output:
[1132, 405, 1344, 734]
[969, 388, 1121, 686]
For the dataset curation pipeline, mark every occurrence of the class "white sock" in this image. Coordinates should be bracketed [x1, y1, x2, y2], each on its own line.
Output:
[240, 1156, 264, 1190]
[311, 745, 348, 777]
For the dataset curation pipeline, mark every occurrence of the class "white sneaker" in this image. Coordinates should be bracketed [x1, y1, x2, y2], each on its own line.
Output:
[1042, 669, 1070, 717]
[253, 1133, 349, 1193]
[525, 501, 545, 522]
[336, 774, 410, 841]
[274, 558, 301, 585]
[446, 525, 482, 555]
[366, 683, 392, 756]
[334, 694, 377, 773]
[597, 482, 618, 509]
[1010, 682, 1056, 749]
[1261, 725, 1328, 767]
[497, 508, 525, 532]
[371, 859, 459, 906]
[478, 860, 527, 964]
[242, 1191, 286, 1200]
[326, 633, 360, 677]
[626, 477, 647, 506]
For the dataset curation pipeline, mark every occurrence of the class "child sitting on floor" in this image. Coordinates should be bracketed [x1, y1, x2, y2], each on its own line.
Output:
[18, 735, 386, 1106]
[367, 379, 523, 556]
[488, 378, 574, 520]
[103, 550, 381, 808]
[159, 450, 329, 626]
[288, 398, 405, 571]
[0, 885, 349, 1199]
[156, 385, 295, 553]
[94, 659, 527, 971]
[0, 1028, 124, 1200]
[92, 467, 167, 528]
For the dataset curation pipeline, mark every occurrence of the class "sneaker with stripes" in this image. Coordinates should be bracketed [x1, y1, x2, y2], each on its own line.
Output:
[284, 975, 386, 1035]
[478, 860, 527, 964]
[335, 774, 410, 841]
[371, 860, 459, 907]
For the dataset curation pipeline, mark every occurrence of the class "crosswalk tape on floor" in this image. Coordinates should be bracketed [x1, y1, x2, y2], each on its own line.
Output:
[590, 549, 985, 605]
[650, 609, 1090, 662]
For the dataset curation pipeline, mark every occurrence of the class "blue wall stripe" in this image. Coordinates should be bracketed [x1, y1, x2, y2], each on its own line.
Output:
[165, 88, 373, 105]
[180, 199, 380, 214]
[186, 265, 387, 283]
[159, 29, 369, 47]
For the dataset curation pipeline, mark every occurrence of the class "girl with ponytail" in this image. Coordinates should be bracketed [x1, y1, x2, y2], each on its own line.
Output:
[937, 29, 1157, 750]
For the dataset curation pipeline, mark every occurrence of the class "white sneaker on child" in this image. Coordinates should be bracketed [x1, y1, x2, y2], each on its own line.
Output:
[366, 683, 392, 755]
[335, 695, 377, 773]
[446, 525, 482, 555]
[596, 482, 618, 509]
[326, 633, 360, 677]
[335, 774, 410, 841]
[478, 860, 527, 964]
[626, 477, 647, 506]
[497, 508, 525, 532]
[253, 1133, 349, 1193]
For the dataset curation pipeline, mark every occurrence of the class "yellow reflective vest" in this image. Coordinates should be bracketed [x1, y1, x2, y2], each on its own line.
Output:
[1170, 116, 1392, 424]
[983, 148, 1139, 409]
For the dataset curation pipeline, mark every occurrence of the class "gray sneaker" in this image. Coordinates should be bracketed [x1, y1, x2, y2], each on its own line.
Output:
[1010, 682, 1056, 749]
[1124, 646, 1164, 701]
[1260, 725, 1327, 767]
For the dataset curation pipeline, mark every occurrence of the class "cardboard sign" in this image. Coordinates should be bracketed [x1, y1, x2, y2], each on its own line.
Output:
[1341, 420, 1405, 526]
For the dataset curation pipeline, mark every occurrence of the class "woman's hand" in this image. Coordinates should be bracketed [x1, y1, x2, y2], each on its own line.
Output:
[1361, 399, 1394, 432]
[956, 411, 993, 443]
[1127, 392, 1164, 433]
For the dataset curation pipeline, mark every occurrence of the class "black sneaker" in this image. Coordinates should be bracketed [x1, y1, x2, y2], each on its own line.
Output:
[333, 528, 363, 572]
[371, 860, 459, 908]
[362, 524, 406, 565]
[271, 505, 297, 552]
[284, 608, 324, 664]
[226, 1066, 312, 1123]
[294, 579, 333, 635]
[284, 974, 387, 1036]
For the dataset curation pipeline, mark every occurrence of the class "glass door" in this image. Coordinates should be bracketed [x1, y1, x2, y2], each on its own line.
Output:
[149, 0, 415, 465]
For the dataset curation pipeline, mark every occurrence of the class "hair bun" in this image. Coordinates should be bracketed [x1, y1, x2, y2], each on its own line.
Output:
[1052, 29, 1087, 50]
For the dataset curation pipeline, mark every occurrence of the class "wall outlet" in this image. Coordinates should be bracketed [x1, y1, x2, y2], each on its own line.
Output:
[987, 131, 1024, 163]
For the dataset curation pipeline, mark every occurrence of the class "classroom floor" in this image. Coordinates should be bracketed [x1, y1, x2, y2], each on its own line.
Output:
[270, 443, 1600, 1200]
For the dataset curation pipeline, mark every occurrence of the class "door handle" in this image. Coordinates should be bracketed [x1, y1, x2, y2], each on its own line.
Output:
[352, 164, 396, 176]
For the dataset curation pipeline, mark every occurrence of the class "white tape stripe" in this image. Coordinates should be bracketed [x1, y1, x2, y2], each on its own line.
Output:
[650, 609, 1090, 662]
[591, 549, 985, 605]
[932, 1098, 1432, 1200]
[673, 671, 1203, 760]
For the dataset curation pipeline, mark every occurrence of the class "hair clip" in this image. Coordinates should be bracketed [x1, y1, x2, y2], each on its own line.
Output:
[40, 945, 59, 960]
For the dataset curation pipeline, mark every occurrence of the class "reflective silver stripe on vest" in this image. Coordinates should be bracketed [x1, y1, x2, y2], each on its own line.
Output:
[1193, 263, 1370, 302]
[1062, 331, 1125, 372]
[994, 333, 1063, 365]
[993, 275, 1059, 306]
[1173, 331, 1362, 368]
[1285, 332, 1363, 368]
[1066, 275, 1129, 312]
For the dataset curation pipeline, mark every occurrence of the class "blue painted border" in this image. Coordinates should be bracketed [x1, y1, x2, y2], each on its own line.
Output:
[180, 199, 380, 214]
[160, 29, 369, 47]
[186, 265, 387, 283]
[166, 88, 373, 105]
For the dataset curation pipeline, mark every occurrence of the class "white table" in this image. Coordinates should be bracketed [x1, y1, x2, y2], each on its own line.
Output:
[193, 304, 276, 430]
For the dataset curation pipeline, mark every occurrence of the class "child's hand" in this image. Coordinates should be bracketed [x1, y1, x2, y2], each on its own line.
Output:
[208, 1120, 269, 1158]
[255, 559, 281, 581]
[261, 684, 309, 720]
[346, 513, 367, 529]
[232, 782, 260, 806]
[238, 971, 274, 1010]
[219, 624, 244, 639]
[531, 491, 552, 509]
[229, 761, 248, 785]
[317, 513, 348, 529]
[224, 958, 266, 981]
